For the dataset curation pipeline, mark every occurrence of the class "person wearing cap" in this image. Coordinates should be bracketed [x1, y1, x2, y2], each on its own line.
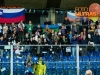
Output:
[85, 70, 92, 75]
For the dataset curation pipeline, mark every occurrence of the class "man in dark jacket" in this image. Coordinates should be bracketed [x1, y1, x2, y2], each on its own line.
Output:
[0, 36, 5, 56]
[63, 17, 71, 32]
[93, 32, 100, 51]
[80, 35, 88, 56]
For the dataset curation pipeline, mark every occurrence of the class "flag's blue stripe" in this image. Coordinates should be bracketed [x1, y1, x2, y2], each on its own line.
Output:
[0, 10, 25, 18]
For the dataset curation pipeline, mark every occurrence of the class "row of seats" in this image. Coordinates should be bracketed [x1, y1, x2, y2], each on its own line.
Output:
[0, 57, 100, 75]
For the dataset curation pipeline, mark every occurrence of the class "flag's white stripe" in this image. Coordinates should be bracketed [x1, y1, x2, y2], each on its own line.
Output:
[0, 8, 25, 13]
[67, 12, 76, 16]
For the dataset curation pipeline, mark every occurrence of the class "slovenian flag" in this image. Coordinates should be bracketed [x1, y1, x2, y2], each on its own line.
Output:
[0, 8, 25, 23]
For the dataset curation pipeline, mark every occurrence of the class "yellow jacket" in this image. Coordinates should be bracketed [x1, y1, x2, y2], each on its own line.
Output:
[34, 60, 46, 75]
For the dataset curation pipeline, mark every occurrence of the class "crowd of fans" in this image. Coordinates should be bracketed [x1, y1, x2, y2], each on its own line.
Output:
[0, 16, 100, 57]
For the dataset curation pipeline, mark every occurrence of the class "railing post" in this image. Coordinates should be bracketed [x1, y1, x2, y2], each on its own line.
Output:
[76, 44, 79, 75]
[10, 45, 13, 75]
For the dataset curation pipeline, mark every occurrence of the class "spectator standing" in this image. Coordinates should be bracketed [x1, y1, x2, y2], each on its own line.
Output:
[44, 18, 51, 25]
[0, 24, 2, 34]
[80, 35, 88, 56]
[18, 25, 24, 43]
[72, 23, 79, 35]
[63, 16, 71, 31]
[0, 36, 5, 56]
[3, 23, 8, 35]
[27, 21, 34, 38]
[25, 55, 34, 75]
[95, 25, 100, 36]
[68, 31, 73, 44]
[96, 17, 100, 25]
[78, 32, 83, 44]
[24, 33, 30, 44]
[71, 35, 78, 56]
[81, 17, 88, 29]
[18, 20, 25, 28]
[37, 24, 42, 35]
[3, 33, 8, 45]
[61, 25, 66, 35]
[93, 32, 100, 51]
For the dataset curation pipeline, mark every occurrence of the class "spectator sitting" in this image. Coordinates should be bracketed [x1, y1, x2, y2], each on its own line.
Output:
[44, 18, 51, 25]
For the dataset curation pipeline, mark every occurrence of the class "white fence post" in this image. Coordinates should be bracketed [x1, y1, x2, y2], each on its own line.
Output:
[10, 45, 13, 75]
[76, 44, 79, 75]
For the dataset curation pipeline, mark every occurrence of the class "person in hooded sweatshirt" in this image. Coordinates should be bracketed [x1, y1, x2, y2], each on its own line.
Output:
[0, 36, 6, 56]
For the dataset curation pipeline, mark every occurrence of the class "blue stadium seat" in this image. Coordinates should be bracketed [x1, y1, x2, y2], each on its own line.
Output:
[1, 57, 10, 70]
[62, 56, 67, 61]
[82, 56, 89, 61]
[46, 62, 56, 75]
[68, 56, 76, 61]
[1, 57, 10, 75]
[46, 55, 53, 61]
[16, 58, 25, 75]
[80, 61, 89, 75]
[79, 57, 83, 61]
[96, 56, 100, 61]
[62, 61, 71, 75]
[89, 56, 96, 61]
[56, 61, 63, 75]
[42, 57, 46, 62]
[32, 56, 38, 63]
